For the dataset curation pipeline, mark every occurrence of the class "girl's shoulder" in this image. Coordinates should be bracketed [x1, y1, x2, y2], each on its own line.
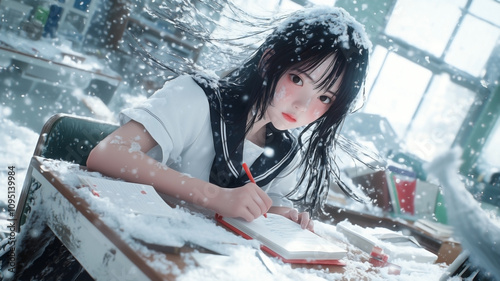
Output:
[154, 73, 220, 99]
[143, 75, 212, 116]
[155, 74, 207, 95]
[191, 72, 220, 91]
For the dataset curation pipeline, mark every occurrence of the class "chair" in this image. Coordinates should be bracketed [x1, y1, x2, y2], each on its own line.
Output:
[16, 113, 118, 229]
[12, 113, 118, 280]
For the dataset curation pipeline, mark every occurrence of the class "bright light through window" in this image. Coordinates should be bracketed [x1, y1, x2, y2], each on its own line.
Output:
[470, 0, 500, 26]
[359, 0, 500, 172]
[445, 15, 500, 77]
[405, 74, 477, 161]
[363, 52, 432, 139]
[384, 0, 466, 58]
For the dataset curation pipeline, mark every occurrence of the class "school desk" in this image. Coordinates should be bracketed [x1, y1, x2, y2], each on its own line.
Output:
[17, 156, 187, 280]
[14, 156, 368, 280]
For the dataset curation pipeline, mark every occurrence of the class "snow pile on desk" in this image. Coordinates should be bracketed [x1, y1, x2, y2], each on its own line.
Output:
[33, 158, 448, 281]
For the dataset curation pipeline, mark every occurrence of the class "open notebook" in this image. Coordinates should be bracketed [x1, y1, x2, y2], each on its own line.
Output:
[217, 213, 347, 265]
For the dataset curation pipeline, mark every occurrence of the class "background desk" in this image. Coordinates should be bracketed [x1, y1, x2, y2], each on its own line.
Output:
[0, 35, 121, 130]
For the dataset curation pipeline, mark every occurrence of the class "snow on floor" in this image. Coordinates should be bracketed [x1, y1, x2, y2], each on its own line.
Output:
[0, 118, 39, 204]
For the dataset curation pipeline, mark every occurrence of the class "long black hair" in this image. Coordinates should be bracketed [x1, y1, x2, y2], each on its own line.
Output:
[136, 5, 371, 215]
[220, 7, 371, 215]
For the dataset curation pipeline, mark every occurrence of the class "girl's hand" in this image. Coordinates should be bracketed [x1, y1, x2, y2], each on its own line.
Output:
[209, 183, 273, 222]
[268, 206, 314, 232]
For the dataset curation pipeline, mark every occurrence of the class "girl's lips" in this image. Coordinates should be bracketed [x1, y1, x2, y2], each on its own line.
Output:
[282, 113, 297, 122]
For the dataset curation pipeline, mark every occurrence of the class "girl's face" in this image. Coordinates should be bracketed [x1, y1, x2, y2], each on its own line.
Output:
[266, 56, 341, 131]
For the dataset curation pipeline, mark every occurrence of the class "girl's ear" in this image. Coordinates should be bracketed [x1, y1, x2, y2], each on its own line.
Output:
[258, 48, 275, 76]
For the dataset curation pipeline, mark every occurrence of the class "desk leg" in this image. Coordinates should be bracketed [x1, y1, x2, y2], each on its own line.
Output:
[15, 212, 90, 280]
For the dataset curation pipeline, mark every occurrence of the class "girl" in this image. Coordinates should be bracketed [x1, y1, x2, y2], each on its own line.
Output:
[86, 6, 371, 231]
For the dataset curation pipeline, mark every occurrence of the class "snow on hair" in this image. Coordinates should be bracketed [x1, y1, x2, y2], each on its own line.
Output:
[276, 6, 372, 51]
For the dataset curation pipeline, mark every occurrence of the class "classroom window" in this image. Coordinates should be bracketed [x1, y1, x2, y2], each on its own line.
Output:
[405, 74, 477, 161]
[444, 15, 500, 77]
[384, 0, 465, 58]
[470, 0, 500, 26]
[363, 51, 432, 139]
[480, 118, 500, 169]
[359, 0, 500, 166]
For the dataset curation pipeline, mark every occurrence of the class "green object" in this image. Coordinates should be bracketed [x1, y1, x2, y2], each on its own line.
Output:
[460, 83, 500, 178]
[390, 152, 427, 181]
[34, 6, 49, 25]
[433, 187, 448, 224]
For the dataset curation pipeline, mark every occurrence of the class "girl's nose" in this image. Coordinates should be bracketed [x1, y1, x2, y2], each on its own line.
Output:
[293, 96, 310, 112]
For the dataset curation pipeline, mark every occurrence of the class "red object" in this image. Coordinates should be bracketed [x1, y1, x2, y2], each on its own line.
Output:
[242, 163, 267, 218]
[387, 166, 417, 215]
[91, 189, 100, 197]
[242, 163, 256, 183]
[370, 246, 388, 262]
[369, 246, 401, 275]
[392, 175, 416, 214]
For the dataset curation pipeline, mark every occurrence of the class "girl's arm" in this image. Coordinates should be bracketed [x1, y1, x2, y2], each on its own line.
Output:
[86, 120, 272, 222]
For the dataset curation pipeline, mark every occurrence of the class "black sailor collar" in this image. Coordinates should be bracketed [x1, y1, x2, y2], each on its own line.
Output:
[194, 77, 298, 188]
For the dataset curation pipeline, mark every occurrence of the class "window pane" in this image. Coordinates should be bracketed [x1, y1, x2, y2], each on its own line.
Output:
[405, 74, 477, 161]
[470, 0, 500, 26]
[385, 0, 465, 57]
[363, 53, 432, 138]
[444, 15, 500, 77]
[365, 46, 387, 93]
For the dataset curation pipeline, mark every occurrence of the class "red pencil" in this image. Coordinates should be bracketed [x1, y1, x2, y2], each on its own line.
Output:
[242, 163, 267, 218]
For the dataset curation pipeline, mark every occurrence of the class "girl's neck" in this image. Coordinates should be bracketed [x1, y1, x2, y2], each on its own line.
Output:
[246, 113, 268, 147]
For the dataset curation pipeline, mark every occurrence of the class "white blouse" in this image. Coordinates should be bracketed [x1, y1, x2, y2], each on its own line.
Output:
[120, 75, 299, 207]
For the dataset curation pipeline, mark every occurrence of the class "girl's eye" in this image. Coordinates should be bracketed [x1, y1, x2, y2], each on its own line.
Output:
[290, 74, 303, 86]
[319, 95, 333, 104]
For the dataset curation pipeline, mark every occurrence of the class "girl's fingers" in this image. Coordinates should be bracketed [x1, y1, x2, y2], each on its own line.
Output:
[251, 193, 268, 215]
[250, 184, 272, 215]
[255, 186, 273, 209]
[301, 214, 314, 232]
[241, 208, 256, 222]
[288, 208, 299, 222]
[299, 212, 310, 230]
[307, 220, 314, 232]
[234, 184, 271, 221]
[247, 199, 264, 220]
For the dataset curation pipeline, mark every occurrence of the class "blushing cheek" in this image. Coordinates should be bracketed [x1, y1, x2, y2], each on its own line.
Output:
[308, 104, 326, 121]
[275, 85, 288, 102]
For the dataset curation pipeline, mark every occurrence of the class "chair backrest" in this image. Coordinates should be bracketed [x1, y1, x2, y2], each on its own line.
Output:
[15, 113, 118, 231]
[34, 113, 119, 164]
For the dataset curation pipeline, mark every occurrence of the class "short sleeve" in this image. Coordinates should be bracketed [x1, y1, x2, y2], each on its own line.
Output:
[119, 75, 210, 165]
